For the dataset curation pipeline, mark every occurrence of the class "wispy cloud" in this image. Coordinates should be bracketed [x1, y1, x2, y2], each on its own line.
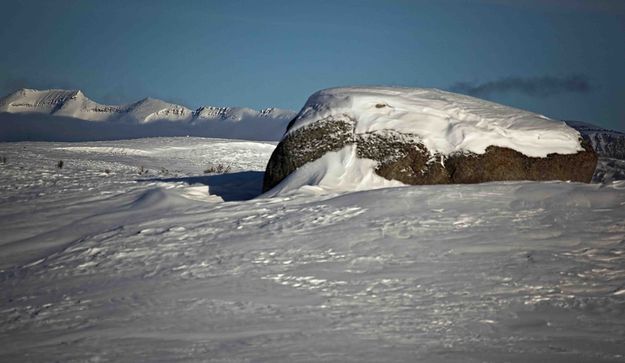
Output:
[449, 74, 592, 98]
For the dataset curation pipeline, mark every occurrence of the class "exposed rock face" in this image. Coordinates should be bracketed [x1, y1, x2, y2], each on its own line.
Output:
[263, 118, 353, 192]
[263, 119, 598, 192]
[263, 117, 355, 191]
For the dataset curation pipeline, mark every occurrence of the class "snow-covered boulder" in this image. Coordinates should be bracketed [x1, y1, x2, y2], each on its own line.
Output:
[263, 87, 597, 193]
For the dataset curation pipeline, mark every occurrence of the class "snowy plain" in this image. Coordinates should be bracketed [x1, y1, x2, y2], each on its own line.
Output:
[1, 137, 625, 362]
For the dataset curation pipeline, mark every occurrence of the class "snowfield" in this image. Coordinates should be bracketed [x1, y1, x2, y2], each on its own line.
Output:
[1, 137, 625, 362]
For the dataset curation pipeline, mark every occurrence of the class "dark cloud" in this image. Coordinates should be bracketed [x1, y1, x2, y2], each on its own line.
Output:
[450, 75, 592, 98]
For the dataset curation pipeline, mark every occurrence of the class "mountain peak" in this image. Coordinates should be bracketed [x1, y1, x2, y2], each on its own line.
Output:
[0, 88, 89, 114]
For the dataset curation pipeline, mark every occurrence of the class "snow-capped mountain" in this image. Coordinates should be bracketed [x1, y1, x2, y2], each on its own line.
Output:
[0, 88, 295, 124]
[0, 89, 297, 141]
[566, 120, 625, 160]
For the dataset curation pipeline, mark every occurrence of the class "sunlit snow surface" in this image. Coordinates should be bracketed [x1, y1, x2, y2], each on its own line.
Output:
[1, 138, 625, 362]
[289, 87, 583, 157]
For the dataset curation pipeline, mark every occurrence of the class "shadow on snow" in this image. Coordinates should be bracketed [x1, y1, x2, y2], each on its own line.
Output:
[139, 171, 265, 202]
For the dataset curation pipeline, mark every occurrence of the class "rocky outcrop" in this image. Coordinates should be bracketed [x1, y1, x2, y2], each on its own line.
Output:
[263, 118, 598, 192]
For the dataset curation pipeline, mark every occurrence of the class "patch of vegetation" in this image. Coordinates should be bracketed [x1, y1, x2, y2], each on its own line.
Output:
[204, 163, 231, 174]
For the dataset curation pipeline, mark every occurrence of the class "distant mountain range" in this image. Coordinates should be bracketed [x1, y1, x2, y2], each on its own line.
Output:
[565, 121, 625, 160]
[0, 89, 623, 159]
[0, 88, 295, 124]
[0, 89, 296, 141]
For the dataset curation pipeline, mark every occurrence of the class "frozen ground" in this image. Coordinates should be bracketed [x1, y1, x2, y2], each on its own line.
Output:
[1, 137, 625, 362]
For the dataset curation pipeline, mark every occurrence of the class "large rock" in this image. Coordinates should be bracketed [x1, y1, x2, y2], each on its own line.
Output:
[263, 87, 598, 193]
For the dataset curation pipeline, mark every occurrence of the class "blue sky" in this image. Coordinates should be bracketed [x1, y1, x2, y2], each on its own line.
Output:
[1, 0, 624, 130]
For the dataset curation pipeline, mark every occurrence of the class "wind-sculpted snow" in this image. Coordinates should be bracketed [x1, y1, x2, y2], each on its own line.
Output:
[288, 87, 583, 158]
[1, 138, 625, 362]
[263, 144, 406, 197]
